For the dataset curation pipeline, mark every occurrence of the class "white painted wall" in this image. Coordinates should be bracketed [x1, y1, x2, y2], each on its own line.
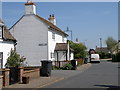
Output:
[70, 52, 74, 60]
[0, 26, 2, 38]
[48, 30, 67, 61]
[10, 15, 48, 66]
[0, 40, 15, 68]
[57, 51, 66, 61]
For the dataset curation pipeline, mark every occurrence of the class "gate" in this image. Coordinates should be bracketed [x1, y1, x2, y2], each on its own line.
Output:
[0, 52, 3, 75]
[9, 67, 19, 85]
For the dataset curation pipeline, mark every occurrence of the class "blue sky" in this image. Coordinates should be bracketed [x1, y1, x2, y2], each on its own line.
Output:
[2, 2, 118, 50]
[0, 1, 2, 18]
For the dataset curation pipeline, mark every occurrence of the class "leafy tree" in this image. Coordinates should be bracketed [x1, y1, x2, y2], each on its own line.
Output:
[69, 41, 87, 59]
[5, 49, 26, 67]
[105, 37, 117, 54]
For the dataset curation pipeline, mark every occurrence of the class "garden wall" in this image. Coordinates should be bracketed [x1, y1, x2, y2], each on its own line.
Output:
[0, 75, 3, 90]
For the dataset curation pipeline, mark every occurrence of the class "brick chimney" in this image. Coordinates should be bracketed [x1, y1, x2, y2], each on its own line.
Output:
[48, 14, 56, 25]
[25, 0, 36, 15]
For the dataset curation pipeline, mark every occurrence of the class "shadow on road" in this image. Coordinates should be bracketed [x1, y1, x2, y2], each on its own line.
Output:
[94, 84, 120, 90]
[90, 61, 100, 64]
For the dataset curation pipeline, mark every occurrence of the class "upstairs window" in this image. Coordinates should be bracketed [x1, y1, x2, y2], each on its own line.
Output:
[52, 32, 55, 40]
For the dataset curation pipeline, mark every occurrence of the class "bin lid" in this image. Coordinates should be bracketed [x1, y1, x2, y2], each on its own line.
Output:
[41, 60, 52, 62]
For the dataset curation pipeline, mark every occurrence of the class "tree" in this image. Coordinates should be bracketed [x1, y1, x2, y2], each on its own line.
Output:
[5, 49, 26, 67]
[69, 41, 87, 59]
[105, 37, 117, 54]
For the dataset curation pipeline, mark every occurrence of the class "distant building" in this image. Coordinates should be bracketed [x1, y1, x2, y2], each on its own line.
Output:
[95, 47, 109, 53]
[10, 1, 74, 66]
[0, 19, 16, 68]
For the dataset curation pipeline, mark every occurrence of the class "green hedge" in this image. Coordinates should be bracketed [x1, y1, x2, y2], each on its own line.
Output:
[62, 63, 73, 70]
[112, 52, 120, 62]
[97, 52, 112, 59]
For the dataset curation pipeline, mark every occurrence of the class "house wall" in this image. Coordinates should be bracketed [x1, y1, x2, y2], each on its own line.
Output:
[70, 52, 74, 60]
[59, 51, 66, 61]
[0, 26, 2, 38]
[48, 30, 67, 61]
[10, 15, 48, 66]
[0, 40, 15, 68]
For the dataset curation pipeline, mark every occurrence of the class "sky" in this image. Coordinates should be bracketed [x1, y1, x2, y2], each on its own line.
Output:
[1, 1, 118, 50]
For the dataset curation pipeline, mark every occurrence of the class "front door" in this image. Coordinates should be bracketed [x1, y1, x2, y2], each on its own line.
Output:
[0, 52, 3, 69]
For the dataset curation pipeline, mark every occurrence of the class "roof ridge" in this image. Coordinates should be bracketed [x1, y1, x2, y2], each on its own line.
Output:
[35, 14, 68, 36]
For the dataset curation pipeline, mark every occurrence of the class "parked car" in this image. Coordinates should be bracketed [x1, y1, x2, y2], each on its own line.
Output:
[90, 54, 100, 63]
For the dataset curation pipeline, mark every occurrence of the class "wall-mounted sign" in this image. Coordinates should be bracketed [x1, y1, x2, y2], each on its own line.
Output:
[38, 43, 47, 46]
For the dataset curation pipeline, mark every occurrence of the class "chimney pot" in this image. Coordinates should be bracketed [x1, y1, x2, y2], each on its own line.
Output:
[52, 14, 54, 17]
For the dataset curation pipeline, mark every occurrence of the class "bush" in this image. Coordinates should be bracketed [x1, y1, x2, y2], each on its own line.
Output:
[62, 63, 73, 70]
[52, 66, 62, 70]
[112, 52, 120, 62]
[97, 52, 112, 59]
[75, 54, 82, 59]
[116, 52, 120, 62]
[5, 49, 26, 67]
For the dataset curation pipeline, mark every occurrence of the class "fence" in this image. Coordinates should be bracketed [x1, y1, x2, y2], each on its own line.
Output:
[0, 67, 41, 87]
[0, 75, 3, 90]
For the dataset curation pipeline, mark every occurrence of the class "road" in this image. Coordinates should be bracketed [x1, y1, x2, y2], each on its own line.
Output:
[44, 60, 119, 88]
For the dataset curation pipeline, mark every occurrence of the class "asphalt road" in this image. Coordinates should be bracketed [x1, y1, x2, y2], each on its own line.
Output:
[44, 60, 119, 88]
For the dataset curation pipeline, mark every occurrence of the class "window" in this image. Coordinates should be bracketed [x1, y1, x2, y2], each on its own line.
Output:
[51, 52, 55, 58]
[52, 32, 55, 40]
[0, 27, 2, 38]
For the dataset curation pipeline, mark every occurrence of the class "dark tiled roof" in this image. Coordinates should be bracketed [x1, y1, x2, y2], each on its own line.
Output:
[55, 43, 74, 51]
[35, 15, 68, 36]
[95, 47, 109, 53]
[0, 19, 16, 41]
[3, 26, 16, 41]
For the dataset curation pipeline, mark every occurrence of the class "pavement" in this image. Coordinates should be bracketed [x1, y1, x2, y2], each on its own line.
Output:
[2, 63, 92, 88]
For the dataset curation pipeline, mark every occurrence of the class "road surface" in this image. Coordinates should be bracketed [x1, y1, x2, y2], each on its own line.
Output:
[44, 60, 119, 88]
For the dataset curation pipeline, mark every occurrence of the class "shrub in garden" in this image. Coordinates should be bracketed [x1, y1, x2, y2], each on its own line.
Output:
[116, 52, 120, 62]
[5, 49, 26, 67]
[62, 63, 73, 70]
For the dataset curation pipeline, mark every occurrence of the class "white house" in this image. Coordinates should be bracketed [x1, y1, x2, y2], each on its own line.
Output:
[10, 1, 74, 66]
[0, 19, 16, 68]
